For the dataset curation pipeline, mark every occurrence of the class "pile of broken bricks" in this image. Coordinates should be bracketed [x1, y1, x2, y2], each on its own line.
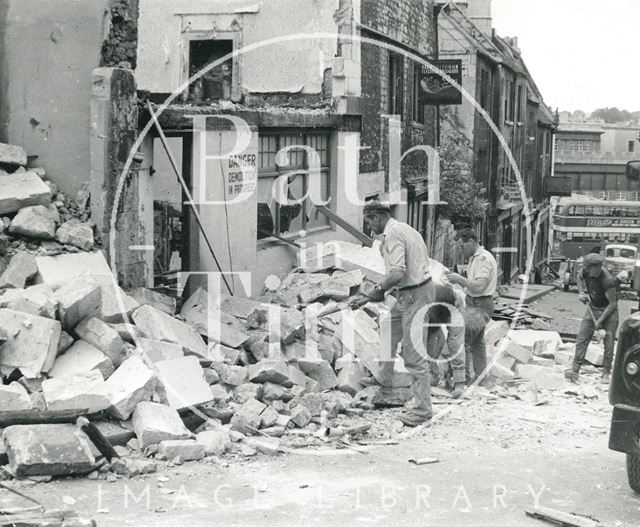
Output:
[0, 239, 432, 480]
[0, 141, 96, 279]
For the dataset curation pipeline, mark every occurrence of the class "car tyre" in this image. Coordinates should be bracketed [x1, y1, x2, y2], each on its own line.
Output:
[627, 453, 640, 493]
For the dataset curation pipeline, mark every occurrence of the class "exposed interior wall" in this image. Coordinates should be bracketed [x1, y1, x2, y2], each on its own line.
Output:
[0, 0, 111, 196]
[135, 0, 340, 97]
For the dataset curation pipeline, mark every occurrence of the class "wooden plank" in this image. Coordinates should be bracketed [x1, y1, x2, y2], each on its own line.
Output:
[524, 505, 602, 527]
[0, 409, 89, 427]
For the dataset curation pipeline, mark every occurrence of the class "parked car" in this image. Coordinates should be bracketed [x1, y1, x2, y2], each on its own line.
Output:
[604, 243, 638, 289]
[609, 312, 640, 493]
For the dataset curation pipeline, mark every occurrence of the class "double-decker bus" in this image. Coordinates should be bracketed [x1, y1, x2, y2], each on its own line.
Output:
[551, 197, 640, 258]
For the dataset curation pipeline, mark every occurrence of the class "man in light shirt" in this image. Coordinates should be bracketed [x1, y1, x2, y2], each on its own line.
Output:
[363, 200, 435, 427]
[445, 229, 497, 383]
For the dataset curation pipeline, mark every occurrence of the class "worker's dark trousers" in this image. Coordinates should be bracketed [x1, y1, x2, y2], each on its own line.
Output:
[573, 307, 618, 373]
[464, 295, 494, 381]
[388, 280, 436, 416]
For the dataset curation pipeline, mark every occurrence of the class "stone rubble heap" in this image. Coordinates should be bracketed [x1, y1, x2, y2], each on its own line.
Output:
[0, 142, 95, 278]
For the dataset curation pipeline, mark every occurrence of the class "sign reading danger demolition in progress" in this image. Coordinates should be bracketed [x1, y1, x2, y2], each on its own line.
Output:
[418, 59, 462, 105]
[226, 153, 257, 197]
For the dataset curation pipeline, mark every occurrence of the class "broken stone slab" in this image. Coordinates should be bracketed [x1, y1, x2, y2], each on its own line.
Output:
[243, 436, 281, 456]
[110, 457, 157, 477]
[248, 359, 291, 385]
[490, 363, 515, 381]
[157, 439, 205, 461]
[0, 381, 34, 411]
[233, 383, 263, 404]
[585, 343, 604, 366]
[55, 220, 94, 251]
[9, 205, 56, 240]
[35, 251, 111, 287]
[260, 425, 286, 438]
[0, 252, 38, 289]
[0, 284, 56, 319]
[339, 312, 385, 384]
[289, 405, 312, 428]
[109, 322, 145, 343]
[0, 308, 61, 378]
[54, 276, 101, 330]
[287, 364, 318, 392]
[129, 288, 176, 316]
[196, 430, 231, 456]
[259, 405, 279, 428]
[507, 329, 563, 355]
[261, 382, 293, 402]
[184, 304, 250, 349]
[320, 278, 351, 301]
[0, 169, 51, 215]
[554, 348, 574, 367]
[215, 364, 248, 386]
[300, 359, 339, 392]
[132, 401, 192, 449]
[516, 364, 565, 390]
[138, 338, 184, 362]
[105, 355, 158, 420]
[230, 398, 267, 435]
[0, 142, 26, 166]
[203, 368, 220, 385]
[92, 275, 140, 324]
[41, 370, 110, 414]
[155, 356, 213, 410]
[498, 338, 532, 364]
[48, 340, 114, 380]
[209, 383, 231, 405]
[337, 359, 366, 396]
[75, 317, 126, 366]
[3, 424, 97, 477]
[133, 304, 208, 359]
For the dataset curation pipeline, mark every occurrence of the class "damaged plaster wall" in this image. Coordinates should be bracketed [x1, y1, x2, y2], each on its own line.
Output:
[135, 0, 340, 97]
[0, 0, 110, 196]
[101, 0, 139, 69]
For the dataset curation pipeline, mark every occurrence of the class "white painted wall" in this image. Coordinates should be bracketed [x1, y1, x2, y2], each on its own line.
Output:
[136, 0, 340, 96]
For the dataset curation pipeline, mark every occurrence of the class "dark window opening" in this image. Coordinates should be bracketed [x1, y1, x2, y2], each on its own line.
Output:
[412, 62, 425, 124]
[189, 40, 233, 102]
[629, 140, 635, 153]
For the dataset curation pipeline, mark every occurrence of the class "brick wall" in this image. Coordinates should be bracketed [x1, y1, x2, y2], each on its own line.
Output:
[359, 0, 437, 177]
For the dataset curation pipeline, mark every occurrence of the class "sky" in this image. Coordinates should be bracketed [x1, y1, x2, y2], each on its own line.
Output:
[490, 0, 639, 114]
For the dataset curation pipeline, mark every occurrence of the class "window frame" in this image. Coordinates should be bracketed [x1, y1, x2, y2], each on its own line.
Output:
[257, 129, 332, 242]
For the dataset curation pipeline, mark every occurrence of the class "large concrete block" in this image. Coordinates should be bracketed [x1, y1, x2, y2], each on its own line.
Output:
[303, 359, 339, 391]
[230, 398, 266, 435]
[132, 304, 208, 359]
[507, 330, 562, 355]
[138, 338, 184, 362]
[287, 364, 318, 392]
[48, 340, 114, 380]
[248, 359, 290, 385]
[98, 283, 140, 324]
[185, 305, 250, 349]
[0, 381, 34, 411]
[54, 277, 101, 330]
[0, 252, 38, 290]
[9, 205, 56, 240]
[35, 251, 111, 287]
[56, 220, 94, 251]
[499, 338, 532, 364]
[155, 356, 213, 410]
[289, 405, 312, 428]
[42, 370, 110, 414]
[105, 355, 158, 419]
[0, 143, 27, 166]
[0, 284, 56, 319]
[132, 401, 192, 449]
[0, 308, 61, 378]
[585, 343, 604, 366]
[157, 440, 205, 461]
[3, 424, 96, 476]
[0, 170, 51, 215]
[130, 288, 176, 316]
[337, 359, 365, 396]
[75, 317, 125, 366]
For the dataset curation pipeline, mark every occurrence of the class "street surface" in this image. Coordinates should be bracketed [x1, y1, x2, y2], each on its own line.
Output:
[4, 289, 639, 527]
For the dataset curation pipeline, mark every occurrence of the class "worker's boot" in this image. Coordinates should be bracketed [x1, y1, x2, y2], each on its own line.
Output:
[450, 382, 465, 399]
[564, 363, 580, 383]
[600, 370, 611, 384]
